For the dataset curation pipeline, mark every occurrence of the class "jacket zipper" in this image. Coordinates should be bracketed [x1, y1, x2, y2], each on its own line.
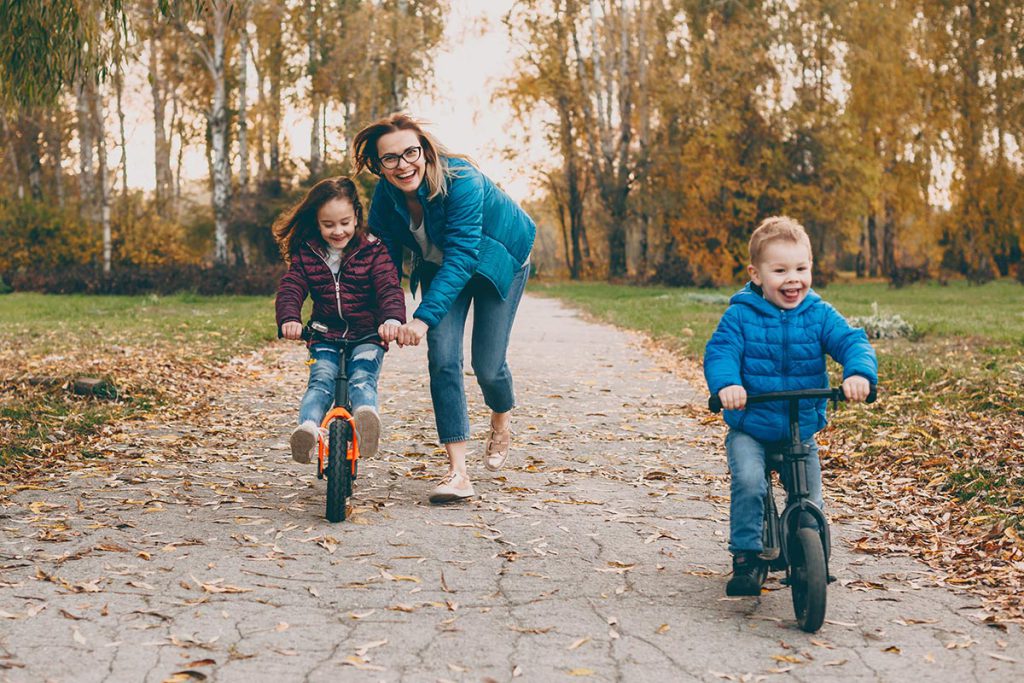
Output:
[781, 310, 789, 377]
[311, 242, 364, 339]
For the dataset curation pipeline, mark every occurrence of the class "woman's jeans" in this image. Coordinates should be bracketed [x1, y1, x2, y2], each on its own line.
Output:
[298, 343, 384, 426]
[426, 264, 529, 443]
[726, 428, 823, 554]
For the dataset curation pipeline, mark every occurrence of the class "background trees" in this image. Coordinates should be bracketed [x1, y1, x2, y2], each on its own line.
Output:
[0, 0, 445, 280]
[504, 0, 1024, 285]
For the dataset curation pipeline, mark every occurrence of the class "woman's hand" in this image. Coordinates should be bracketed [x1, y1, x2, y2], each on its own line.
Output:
[842, 375, 871, 403]
[396, 319, 429, 347]
[378, 321, 401, 343]
[281, 321, 303, 340]
[718, 385, 747, 411]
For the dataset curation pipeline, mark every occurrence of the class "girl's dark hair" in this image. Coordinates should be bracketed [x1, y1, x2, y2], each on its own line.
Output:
[271, 176, 366, 263]
[352, 112, 475, 201]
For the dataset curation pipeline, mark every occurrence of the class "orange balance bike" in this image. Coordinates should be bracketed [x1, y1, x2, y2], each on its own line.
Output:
[301, 323, 379, 522]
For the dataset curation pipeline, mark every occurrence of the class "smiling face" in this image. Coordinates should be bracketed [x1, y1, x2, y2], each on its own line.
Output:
[748, 239, 813, 310]
[377, 129, 426, 196]
[317, 197, 357, 250]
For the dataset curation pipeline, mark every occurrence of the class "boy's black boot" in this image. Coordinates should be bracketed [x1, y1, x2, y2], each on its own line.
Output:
[726, 552, 764, 597]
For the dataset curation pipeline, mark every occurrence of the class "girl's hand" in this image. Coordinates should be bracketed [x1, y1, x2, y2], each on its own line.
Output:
[378, 322, 401, 343]
[281, 321, 303, 340]
[842, 375, 871, 403]
[396, 319, 428, 347]
[719, 385, 747, 411]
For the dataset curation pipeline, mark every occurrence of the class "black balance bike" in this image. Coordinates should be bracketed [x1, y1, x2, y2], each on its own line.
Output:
[709, 386, 877, 632]
[302, 322, 380, 523]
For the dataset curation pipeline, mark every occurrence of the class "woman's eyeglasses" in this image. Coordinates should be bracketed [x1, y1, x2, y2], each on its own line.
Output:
[379, 146, 423, 170]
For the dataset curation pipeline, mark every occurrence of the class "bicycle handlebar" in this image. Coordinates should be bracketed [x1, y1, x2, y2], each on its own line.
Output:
[708, 386, 877, 414]
[300, 321, 381, 346]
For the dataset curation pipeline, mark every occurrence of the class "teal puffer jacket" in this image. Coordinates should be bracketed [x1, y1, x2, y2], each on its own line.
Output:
[703, 284, 878, 442]
[367, 158, 536, 327]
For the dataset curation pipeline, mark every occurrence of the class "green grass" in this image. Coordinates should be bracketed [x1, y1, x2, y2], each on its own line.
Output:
[0, 292, 286, 474]
[533, 279, 1024, 356]
[0, 292, 281, 360]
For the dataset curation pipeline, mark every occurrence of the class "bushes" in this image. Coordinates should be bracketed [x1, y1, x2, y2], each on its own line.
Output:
[3, 263, 285, 295]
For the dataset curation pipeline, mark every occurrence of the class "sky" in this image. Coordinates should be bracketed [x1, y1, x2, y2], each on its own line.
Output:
[122, 0, 540, 202]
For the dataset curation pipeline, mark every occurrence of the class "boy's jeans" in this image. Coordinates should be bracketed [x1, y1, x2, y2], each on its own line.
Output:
[726, 428, 823, 554]
[298, 343, 383, 425]
[426, 264, 530, 444]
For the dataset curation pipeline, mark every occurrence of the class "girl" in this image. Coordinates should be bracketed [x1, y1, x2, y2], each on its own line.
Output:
[273, 176, 406, 464]
[353, 113, 536, 504]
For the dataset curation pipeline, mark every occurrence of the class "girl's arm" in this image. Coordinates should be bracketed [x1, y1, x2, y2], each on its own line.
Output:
[275, 258, 310, 333]
[412, 170, 485, 328]
[370, 243, 407, 325]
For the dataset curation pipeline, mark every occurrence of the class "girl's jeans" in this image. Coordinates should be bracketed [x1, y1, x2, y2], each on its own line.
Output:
[298, 343, 384, 426]
[426, 263, 530, 443]
[726, 428, 823, 554]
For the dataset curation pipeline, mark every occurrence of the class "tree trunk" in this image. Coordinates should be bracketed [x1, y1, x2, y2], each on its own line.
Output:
[208, 5, 232, 264]
[47, 109, 65, 207]
[76, 77, 96, 220]
[115, 59, 129, 201]
[24, 113, 43, 200]
[150, 6, 174, 214]
[2, 116, 26, 200]
[867, 212, 879, 277]
[91, 80, 112, 274]
[238, 6, 251, 191]
[307, 0, 323, 178]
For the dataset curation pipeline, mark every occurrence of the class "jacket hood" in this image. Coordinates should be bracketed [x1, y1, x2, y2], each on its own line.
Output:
[730, 282, 822, 317]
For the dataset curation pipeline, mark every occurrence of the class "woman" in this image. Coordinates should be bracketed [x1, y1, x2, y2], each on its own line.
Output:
[353, 113, 535, 504]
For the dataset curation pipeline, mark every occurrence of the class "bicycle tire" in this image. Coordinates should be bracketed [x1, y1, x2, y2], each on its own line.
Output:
[790, 527, 827, 632]
[325, 420, 350, 523]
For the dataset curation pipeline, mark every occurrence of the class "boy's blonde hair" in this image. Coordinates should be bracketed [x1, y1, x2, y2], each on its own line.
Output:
[748, 216, 813, 265]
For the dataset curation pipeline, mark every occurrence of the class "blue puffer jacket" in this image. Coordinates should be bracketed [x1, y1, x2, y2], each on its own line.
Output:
[703, 284, 878, 442]
[367, 158, 536, 327]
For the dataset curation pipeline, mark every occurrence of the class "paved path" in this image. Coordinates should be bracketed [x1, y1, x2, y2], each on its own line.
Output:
[2, 294, 1022, 682]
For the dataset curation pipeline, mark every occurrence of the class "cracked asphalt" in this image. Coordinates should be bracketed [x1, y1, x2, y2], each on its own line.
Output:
[2, 293, 1023, 682]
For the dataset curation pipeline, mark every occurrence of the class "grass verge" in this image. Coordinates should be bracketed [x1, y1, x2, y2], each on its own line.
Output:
[0, 292, 280, 481]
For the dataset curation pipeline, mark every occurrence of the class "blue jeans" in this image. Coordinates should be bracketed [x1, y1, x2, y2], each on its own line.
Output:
[426, 264, 529, 443]
[298, 343, 384, 425]
[726, 429, 823, 554]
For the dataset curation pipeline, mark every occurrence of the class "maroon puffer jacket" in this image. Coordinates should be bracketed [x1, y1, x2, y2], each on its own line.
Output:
[275, 234, 406, 343]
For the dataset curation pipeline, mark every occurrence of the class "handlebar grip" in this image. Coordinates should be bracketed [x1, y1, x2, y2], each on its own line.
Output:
[708, 395, 723, 414]
[866, 386, 877, 404]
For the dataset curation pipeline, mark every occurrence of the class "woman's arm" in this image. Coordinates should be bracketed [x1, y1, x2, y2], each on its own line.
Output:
[412, 170, 485, 327]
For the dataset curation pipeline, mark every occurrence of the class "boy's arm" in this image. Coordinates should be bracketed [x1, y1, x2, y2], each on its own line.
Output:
[821, 304, 878, 385]
[703, 306, 746, 397]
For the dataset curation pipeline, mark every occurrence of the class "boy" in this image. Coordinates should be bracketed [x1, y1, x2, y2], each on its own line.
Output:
[703, 216, 877, 596]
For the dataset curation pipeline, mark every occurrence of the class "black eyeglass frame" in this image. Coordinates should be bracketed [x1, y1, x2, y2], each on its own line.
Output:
[379, 145, 423, 170]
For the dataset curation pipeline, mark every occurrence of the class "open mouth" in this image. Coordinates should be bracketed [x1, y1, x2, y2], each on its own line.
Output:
[395, 168, 417, 182]
[780, 287, 802, 303]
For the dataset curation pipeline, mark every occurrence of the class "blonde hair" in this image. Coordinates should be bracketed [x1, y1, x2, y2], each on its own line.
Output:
[352, 112, 476, 201]
[748, 216, 813, 265]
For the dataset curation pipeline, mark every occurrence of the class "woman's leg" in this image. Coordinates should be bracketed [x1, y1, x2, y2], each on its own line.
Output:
[470, 263, 529, 426]
[426, 285, 474, 477]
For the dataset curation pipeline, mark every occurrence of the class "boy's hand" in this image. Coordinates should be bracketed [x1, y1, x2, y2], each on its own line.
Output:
[281, 321, 303, 340]
[378, 322, 400, 343]
[842, 375, 871, 403]
[718, 385, 747, 411]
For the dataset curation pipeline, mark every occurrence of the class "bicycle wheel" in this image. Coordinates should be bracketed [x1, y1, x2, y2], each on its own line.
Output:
[325, 420, 350, 523]
[790, 527, 827, 632]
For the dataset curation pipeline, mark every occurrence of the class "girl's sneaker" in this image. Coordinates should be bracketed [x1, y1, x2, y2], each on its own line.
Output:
[290, 421, 320, 464]
[354, 406, 381, 459]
